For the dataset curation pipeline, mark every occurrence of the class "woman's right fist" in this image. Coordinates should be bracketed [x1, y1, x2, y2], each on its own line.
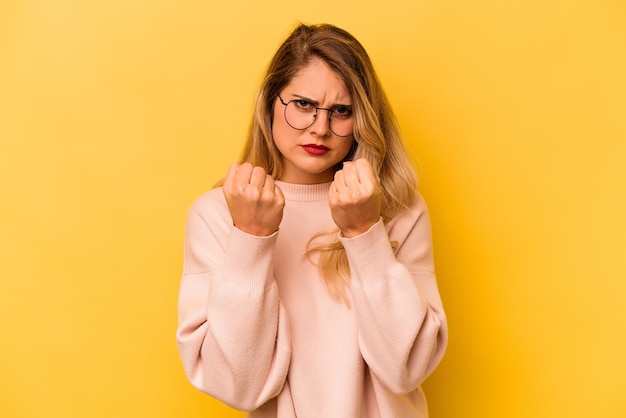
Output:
[222, 163, 285, 236]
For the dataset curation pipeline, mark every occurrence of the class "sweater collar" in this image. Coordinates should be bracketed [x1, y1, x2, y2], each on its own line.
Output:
[276, 181, 331, 202]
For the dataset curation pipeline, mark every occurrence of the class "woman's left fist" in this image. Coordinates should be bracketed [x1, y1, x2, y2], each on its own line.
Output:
[329, 158, 382, 238]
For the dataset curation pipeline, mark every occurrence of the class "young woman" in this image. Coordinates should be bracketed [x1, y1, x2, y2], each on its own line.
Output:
[176, 23, 448, 417]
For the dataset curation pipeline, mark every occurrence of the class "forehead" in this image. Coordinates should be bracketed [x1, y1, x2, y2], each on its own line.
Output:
[283, 59, 351, 103]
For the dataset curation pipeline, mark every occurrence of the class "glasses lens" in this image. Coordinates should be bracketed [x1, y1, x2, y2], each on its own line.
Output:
[328, 107, 353, 137]
[284, 101, 353, 137]
[285, 101, 316, 130]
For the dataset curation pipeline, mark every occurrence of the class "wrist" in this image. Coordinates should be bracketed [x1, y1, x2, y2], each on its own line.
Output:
[339, 220, 379, 238]
[233, 223, 278, 237]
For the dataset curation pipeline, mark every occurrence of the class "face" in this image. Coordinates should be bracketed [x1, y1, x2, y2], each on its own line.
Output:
[272, 58, 355, 184]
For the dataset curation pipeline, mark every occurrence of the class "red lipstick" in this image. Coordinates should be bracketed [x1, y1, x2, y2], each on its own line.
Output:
[302, 144, 330, 155]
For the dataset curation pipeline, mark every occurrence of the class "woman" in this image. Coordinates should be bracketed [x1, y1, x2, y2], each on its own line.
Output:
[176, 23, 447, 417]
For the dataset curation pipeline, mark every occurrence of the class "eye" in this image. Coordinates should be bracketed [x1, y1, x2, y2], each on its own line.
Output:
[293, 100, 315, 112]
[333, 106, 353, 118]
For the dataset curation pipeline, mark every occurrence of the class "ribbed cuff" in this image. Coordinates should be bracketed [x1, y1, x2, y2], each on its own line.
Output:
[220, 226, 279, 290]
[339, 219, 395, 283]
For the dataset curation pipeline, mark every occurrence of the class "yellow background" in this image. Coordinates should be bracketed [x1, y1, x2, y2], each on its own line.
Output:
[1, 0, 625, 417]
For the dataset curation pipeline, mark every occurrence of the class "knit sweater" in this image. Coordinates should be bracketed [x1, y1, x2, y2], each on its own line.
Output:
[176, 181, 447, 418]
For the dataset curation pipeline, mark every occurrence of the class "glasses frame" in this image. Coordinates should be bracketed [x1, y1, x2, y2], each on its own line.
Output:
[277, 94, 353, 137]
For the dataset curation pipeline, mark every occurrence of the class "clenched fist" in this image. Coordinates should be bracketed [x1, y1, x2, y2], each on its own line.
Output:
[329, 158, 382, 238]
[222, 163, 285, 236]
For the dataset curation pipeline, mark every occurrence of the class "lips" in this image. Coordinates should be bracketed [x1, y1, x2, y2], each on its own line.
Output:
[302, 144, 330, 155]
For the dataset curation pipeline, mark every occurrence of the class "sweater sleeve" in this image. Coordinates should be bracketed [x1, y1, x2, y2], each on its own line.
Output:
[176, 191, 291, 411]
[340, 194, 448, 394]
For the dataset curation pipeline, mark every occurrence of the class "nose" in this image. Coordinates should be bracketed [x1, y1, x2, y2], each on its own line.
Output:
[309, 109, 332, 136]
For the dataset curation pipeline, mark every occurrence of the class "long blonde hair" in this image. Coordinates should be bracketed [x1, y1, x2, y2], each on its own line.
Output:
[239, 23, 417, 300]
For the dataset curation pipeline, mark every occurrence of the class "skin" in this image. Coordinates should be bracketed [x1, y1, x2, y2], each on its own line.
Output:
[329, 158, 381, 238]
[271, 58, 354, 185]
[222, 162, 286, 237]
[223, 59, 381, 238]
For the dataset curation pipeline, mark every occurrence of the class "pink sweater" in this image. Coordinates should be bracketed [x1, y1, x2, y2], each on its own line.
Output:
[176, 181, 447, 417]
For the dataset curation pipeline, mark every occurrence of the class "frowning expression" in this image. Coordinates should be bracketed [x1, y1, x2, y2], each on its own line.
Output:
[272, 58, 355, 184]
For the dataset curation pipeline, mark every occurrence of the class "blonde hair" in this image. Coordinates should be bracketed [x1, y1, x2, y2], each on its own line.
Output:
[239, 23, 417, 300]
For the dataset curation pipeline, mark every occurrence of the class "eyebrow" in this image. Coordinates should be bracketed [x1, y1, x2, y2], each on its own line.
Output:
[290, 93, 352, 108]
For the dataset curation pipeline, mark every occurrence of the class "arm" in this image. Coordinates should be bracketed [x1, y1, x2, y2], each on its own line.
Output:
[176, 190, 291, 411]
[329, 159, 446, 394]
[340, 196, 447, 394]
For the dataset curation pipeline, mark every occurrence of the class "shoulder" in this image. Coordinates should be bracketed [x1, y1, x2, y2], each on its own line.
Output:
[190, 187, 227, 211]
[385, 193, 432, 240]
[187, 187, 231, 225]
[389, 193, 430, 224]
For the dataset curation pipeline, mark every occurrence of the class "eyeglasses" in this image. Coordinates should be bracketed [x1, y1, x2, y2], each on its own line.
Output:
[277, 94, 354, 137]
